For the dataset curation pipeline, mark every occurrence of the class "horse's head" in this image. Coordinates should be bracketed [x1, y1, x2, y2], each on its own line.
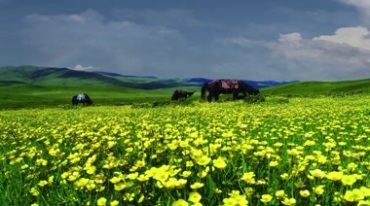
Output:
[188, 91, 195, 97]
[254, 89, 260, 95]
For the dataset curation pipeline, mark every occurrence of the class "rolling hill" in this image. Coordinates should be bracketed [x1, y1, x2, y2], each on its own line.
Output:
[1, 65, 369, 109]
[0, 65, 290, 89]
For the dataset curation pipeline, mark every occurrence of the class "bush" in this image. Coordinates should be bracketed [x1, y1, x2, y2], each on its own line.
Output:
[244, 94, 265, 104]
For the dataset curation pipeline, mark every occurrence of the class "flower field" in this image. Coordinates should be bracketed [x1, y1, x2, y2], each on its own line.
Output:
[1, 96, 370, 206]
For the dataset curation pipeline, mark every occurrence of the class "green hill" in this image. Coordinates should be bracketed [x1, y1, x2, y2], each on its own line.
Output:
[262, 79, 370, 96]
[1, 65, 370, 109]
[0, 66, 200, 108]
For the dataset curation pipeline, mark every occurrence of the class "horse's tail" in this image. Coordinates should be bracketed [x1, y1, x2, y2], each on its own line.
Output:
[201, 83, 207, 99]
[85, 94, 93, 105]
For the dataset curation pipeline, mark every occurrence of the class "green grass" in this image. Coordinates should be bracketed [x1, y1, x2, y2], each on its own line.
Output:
[0, 96, 369, 205]
[262, 79, 370, 96]
[0, 85, 202, 109]
[1, 65, 370, 109]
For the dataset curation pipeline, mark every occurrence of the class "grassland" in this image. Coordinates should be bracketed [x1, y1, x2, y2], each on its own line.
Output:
[1, 95, 369, 205]
[1, 66, 370, 205]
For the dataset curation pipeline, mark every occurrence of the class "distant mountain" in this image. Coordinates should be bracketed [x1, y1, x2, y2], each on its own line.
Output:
[186, 78, 295, 88]
[96, 71, 157, 79]
[0, 65, 292, 89]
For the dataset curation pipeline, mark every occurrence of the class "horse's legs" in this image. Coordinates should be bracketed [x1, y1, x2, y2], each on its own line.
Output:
[207, 92, 212, 102]
[233, 92, 238, 100]
[215, 93, 220, 101]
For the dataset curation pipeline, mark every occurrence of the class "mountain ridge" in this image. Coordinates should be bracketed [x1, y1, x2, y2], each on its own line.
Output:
[0, 65, 291, 89]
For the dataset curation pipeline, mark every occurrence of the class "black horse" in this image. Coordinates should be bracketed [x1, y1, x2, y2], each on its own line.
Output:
[72, 93, 93, 106]
[201, 79, 259, 102]
[171, 90, 195, 101]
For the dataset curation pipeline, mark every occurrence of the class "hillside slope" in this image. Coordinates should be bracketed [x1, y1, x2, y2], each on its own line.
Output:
[262, 79, 370, 96]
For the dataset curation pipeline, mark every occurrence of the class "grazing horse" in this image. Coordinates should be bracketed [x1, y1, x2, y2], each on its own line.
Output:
[72, 93, 93, 106]
[171, 90, 195, 101]
[201, 79, 259, 102]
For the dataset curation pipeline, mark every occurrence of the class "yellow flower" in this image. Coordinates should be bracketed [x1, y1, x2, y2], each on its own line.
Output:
[188, 191, 202, 203]
[260, 194, 272, 203]
[287, 149, 299, 156]
[182, 171, 192, 178]
[114, 182, 127, 191]
[299, 190, 310, 198]
[341, 174, 357, 186]
[309, 169, 326, 178]
[223, 190, 248, 206]
[172, 199, 188, 206]
[85, 165, 97, 174]
[190, 182, 204, 190]
[194, 155, 211, 166]
[269, 161, 279, 167]
[213, 156, 227, 169]
[175, 178, 187, 189]
[275, 190, 285, 199]
[164, 178, 178, 190]
[281, 197, 296, 205]
[74, 178, 90, 188]
[357, 200, 370, 206]
[30, 186, 39, 196]
[343, 189, 364, 202]
[110, 200, 119, 206]
[313, 185, 325, 195]
[280, 173, 289, 180]
[240, 172, 256, 184]
[326, 171, 343, 181]
[38, 180, 48, 187]
[97, 197, 107, 206]
[360, 186, 370, 197]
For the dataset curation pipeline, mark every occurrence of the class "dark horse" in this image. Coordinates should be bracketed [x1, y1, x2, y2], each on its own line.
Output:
[171, 90, 195, 101]
[72, 93, 93, 106]
[201, 79, 259, 102]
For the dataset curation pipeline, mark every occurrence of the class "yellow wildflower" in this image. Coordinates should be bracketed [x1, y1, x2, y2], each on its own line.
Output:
[190, 182, 204, 190]
[213, 156, 227, 169]
[343, 189, 364, 202]
[326, 171, 343, 181]
[313, 185, 325, 195]
[97, 197, 107, 206]
[299, 190, 310, 198]
[341, 175, 357, 186]
[188, 191, 202, 203]
[223, 190, 248, 206]
[110, 200, 119, 206]
[38, 180, 48, 187]
[275, 190, 285, 199]
[281, 197, 296, 205]
[30, 186, 39, 196]
[260, 194, 272, 203]
[309, 169, 326, 179]
[172, 199, 188, 206]
[240, 172, 256, 184]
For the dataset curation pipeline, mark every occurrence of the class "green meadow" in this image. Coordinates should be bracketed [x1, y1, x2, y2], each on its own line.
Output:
[1, 66, 370, 205]
[1, 95, 370, 205]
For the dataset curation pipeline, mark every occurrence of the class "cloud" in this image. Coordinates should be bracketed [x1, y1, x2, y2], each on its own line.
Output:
[18, 9, 194, 76]
[70, 64, 95, 71]
[313, 26, 370, 49]
[1, 7, 369, 81]
[339, 0, 370, 24]
[226, 26, 370, 80]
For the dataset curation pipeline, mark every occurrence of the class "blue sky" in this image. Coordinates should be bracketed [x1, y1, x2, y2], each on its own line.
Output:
[1, 0, 370, 81]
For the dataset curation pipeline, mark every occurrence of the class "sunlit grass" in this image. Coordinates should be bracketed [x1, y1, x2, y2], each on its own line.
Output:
[0, 96, 369, 205]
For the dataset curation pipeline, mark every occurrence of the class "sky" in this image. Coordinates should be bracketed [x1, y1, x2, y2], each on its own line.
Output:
[1, 0, 370, 81]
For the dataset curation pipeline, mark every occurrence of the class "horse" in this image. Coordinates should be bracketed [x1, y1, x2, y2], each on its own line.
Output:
[72, 93, 93, 106]
[171, 90, 195, 101]
[201, 79, 259, 102]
